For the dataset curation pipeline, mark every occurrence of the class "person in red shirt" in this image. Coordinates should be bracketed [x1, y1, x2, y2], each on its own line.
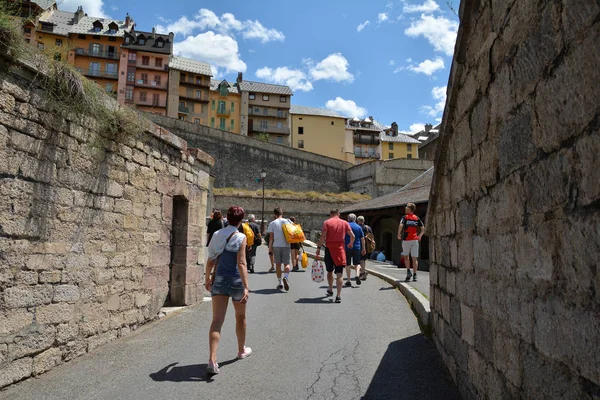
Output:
[316, 209, 355, 303]
[397, 203, 425, 282]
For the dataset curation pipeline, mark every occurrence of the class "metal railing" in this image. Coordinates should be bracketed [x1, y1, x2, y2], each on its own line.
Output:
[178, 105, 189, 114]
[251, 125, 290, 135]
[137, 99, 167, 108]
[75, 48, 120, 60]
[217, 108, 230, 117]
[354, 151, 380, 159]
[249, 108, 288, 118]
[84, 69, 118, 79]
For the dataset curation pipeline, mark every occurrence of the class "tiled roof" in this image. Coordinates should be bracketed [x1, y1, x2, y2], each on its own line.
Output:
[372, 120, 390, 130]
[290, 105, 345, 118]
[31, 0, 56, 10]
[169, 56, 212, 76]
[210, 79, 239, 93]
[340, 167, 434, 213]
[122, 30, 173, 54]
[238, 80, 293, 95]
[69, 16, 132, 37]
[380, 131, 421, 144]
[39, 9, 74, 37]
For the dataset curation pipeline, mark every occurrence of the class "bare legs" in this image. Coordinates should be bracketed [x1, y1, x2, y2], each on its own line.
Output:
[291, 249, 299, 269]
[209, 296, 247, 363]
[327, 270, 343, 297]
[232, 300, 247, 354]
[411, 256, 418, 274]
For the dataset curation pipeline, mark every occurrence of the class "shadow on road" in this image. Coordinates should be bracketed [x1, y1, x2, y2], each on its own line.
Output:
[294, 296, 332, 304]
[361, 335, 460, 400]
[150, 359, 238, 383]
[251, 288, 286, 295]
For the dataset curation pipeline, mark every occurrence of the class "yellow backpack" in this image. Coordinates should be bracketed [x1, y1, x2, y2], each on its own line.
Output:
[242, 223, 255, 247]
[282, 222, 306, 244]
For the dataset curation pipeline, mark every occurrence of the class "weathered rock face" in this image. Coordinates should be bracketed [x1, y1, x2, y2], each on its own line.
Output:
[0, 60, 213, 388]
[428, 1, 599, 399]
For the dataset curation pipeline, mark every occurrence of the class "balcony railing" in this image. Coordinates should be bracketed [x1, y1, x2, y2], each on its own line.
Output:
[249, 108, 288, 119]
[217, 108, 230, 117]
[136, 99, 167, 108]
[354, 151, 380, 159]
[180, 92, 209, 102]
[84, 69, 118, 79]
[134, 80, 167, 90]
[134, 61, 168, 71]
[353, 136, 381, 145]
[75, 48, 120, 60]
[180, 77, 210, 87]
[251, 125, 291, 135]
[178, 105, 189, 114]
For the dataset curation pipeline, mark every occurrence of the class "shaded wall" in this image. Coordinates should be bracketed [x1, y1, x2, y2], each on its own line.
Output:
[428, 1, 599, 399]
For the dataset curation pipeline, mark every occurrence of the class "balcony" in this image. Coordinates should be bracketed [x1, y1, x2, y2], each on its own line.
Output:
[354, 151, 380, 159]
[180, 76, 210, 88]
[249, 108, 288, 119]
[217, 108, 230, 117]
[83, 69, 118, 79]
[178, 105, 189, 114]
[136, 99, 167, 108]
[75, 48, 120, 60]
[134, 61, 168, 71]
[251, 125, 291, 135]
[353, 135, 381, 145]
[133, 80, 167, 90]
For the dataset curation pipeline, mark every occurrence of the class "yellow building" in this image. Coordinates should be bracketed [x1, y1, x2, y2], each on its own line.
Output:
[381, 122, 421, 160]
[346, 116, 382, 164]
[167, 56, 212, 125]
[208, 79, 241, 134]
[34, 8, 74, 62]
[290, 105, 354, 162]
[17, 0, 56, 46]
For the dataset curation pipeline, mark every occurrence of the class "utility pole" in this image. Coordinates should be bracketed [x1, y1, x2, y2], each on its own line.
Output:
[260, 169, 266, 235]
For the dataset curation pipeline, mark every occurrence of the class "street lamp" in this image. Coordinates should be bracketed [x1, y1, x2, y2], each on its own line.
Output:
[260, 170, 267, 235]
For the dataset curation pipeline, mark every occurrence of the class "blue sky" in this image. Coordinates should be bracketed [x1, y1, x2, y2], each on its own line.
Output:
[60, 0, 460, 132]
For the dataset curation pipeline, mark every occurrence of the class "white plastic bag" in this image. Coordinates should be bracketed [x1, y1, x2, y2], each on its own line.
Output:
[311, 260, 324, 283]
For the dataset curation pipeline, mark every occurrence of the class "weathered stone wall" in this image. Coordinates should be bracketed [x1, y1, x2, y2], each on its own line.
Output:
[213, 195, 356, 233]
[428, 1, 599, 399]
[0, 60, 213, 387]
[146, 114, 353, 193]
[347, 158, 433, 198]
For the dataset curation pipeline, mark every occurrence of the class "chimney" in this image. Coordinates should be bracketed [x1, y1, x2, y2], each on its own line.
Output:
[425, 123, 433, 133]
[168, 32, 174, 42]
[152, 27, 156, 38]
[125, 13, 131, 27]
[236, 72, 243, 83]
[369, 116, 373, 121]
[391, 122, 398, 136]
[74, 6, 84, 23]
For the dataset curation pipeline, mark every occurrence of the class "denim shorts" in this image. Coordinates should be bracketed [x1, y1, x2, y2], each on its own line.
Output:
[211, 275, 244, 302]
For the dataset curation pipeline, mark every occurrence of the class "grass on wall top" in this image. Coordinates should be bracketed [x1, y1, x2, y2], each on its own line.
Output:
[214, 188, 371, 203]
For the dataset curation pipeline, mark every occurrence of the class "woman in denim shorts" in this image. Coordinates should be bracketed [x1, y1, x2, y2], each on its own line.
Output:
[205, 206, 252, 374]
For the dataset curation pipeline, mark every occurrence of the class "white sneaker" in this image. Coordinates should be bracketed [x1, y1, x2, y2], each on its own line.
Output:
[206, 361, 220, 374]
[238, 346, 252, 359]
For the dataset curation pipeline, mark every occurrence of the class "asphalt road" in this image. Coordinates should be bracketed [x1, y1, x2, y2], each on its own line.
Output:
[0, 247, 458, 400]
[366, 261, 431, 298]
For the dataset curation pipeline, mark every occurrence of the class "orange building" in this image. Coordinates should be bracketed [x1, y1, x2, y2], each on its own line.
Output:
[117, 28, 173, 115]
[66, 8, 134, 96]
[17, 0, 57, 45]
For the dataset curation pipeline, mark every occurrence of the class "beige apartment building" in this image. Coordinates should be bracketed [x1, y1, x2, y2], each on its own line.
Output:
[290, 105, 355, 162]
[167, 56, 212, 124]
[347, 117, 383, 164]
[208, 79, 241, 134]
[236, 73, 292, 144]
[380, 122, 421, 160]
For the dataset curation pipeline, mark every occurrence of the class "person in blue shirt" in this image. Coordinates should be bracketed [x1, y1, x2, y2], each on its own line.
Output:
[376, 248, 387, 262]
[344, 214, 365, 287]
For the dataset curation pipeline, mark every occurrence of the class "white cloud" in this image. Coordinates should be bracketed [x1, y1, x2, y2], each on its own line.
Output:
[156, 8, 284, 43]
[309, 53, 354, 83]
[406, 57, 413, 62]
[174, 32, 247, 73]
[409, 123, 426, 133]
[357, 20, 370, 32]
[255, 67, 313, 92]
[405, 14, 459, 56]
[420, 86, 447, 117]
[248, 49, 256, 53]
[325, 97, 367, 118]
[389, 60, 396, 66]
[60, 0, 108, 18]
[378, 13, 389, 23]
[403, 0, 440, 13]
[399, 57, 445, 75]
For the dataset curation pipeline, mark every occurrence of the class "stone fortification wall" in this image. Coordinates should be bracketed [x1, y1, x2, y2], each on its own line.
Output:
[428, 1, 599, 399]
[347, 158, 433, 198]
[213, 195, 356, 233]
[0, 60, 213, 387]
[146, 114, 352, 193]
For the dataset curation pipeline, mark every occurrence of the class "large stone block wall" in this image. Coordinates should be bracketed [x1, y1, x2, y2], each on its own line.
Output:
[428, 1, 599, 399]
[347, 158, 433, 198]
[146, 114, 352, 193]
[213, 195, 356, 234]
[0, 60, 213, 387]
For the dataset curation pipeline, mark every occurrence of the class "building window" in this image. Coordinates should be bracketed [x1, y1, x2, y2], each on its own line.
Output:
[263, 108, 268, 116]
[181, 73, 186, 81]
[53, 53, 61, 61]
[211, 100, 215, 110]
[407, 154, 413, 159]
[230, 102, 234, 112]
[388, 153, 394, 159]
[298, 140, 304, 149]
[179, 101, 185, 108]
[260, 120, 268, 129]
[124, 37, 130, 44]
[195, 76, 202, 85]
[262, 95, 269, 101]
[152, 93, 160, 106]
[219, 84, 227, 96]
[157, 41, 164, 48]
[24, 27, 32, 34]
[142, 56, 149, 66]
[139, 39, 145, 45]
[125, 88, 133, 100]
[230, 119, 234, 131]
[55, 39, 62, 46]
[211, 117, 215, 128]
[109, 28, 117, 34]
[196, 90, 202, 99]
[254, 107, 260, 113]
[127, 70, 135, 82]
[218, 101, 226, 114]
[108, 37, 116, 42]
[140, 92, 147, 102]
[92, 35, 101, 40]
[91, 43, 100, 55]
[154, 75, 161, 86]
[155, 58, 162, 67]
[298, 127, 304, 135]
[407, 144, 412, 151]
[106, 83, 113, 92]
[106, 63, 118, 76]
[331, 121, 334, 125]
[128, 52, 136, 63]
[249, 93, 255, 100]
[78, 34, 86, 39]
[141, 73, 148, 84]
[388, 143, 394, 150]
[37, 42, 44, 50]
[280, 96, 286, 103]
[277, 109, 283, 118]
[276, 136, 283, 144]
[277, 122, 283, 129]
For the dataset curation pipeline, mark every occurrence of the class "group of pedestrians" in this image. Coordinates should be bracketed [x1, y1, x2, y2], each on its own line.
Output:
[203, 204, 424, 375]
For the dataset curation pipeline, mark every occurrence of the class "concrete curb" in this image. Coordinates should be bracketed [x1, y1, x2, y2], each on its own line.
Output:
[365, 268, 431, 328]
[304, 249, 430, 328]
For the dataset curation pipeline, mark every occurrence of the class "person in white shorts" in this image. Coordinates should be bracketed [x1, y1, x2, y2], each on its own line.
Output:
[397, 203, 425, 282]
[267, 207, 292, 291]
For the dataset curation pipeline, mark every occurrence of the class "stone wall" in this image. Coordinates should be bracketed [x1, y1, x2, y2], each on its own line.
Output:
[213, 195, 356, 233]
[428, 1, 599, 399]
[0, 59, 213, 387]
[146, 114, 353, 193]
[347, 158, 433, 198]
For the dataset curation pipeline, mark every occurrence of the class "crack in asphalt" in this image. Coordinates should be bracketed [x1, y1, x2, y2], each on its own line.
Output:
[306, 340, 361, 400]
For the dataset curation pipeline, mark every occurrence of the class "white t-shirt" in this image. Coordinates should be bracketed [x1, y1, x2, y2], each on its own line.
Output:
[267, 218, 290, 248]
